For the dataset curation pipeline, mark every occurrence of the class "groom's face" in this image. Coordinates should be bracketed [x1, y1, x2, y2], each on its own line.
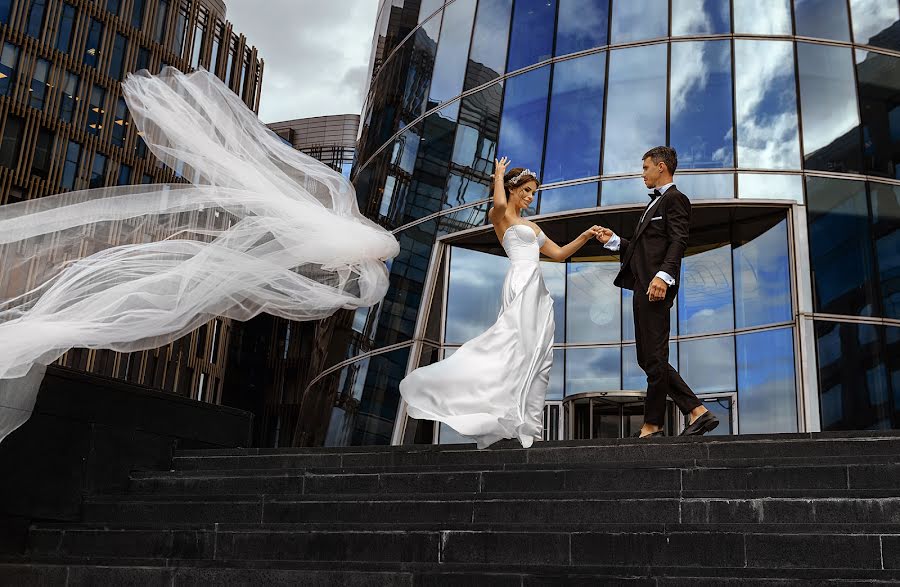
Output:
[642, 157, 664, 188]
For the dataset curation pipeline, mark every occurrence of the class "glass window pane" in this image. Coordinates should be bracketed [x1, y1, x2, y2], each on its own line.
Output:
[137, 46, 150, 71]
[733, 0, 791, 34]
[603, 44, 667, 175]
[610, 0, 667, 43]
[131, 0, 145, 30]
[737, 327, 797, 434]
[0, 43, 20, 96]
[58, 71, 78, 123]
[566, 347, 621, 395]
[428, 0, 477, 116]
[738, 173, 804, 202]
[86, 84, 106, 135]
[797, 43, 862, 173]
[399, 16, 442, 126]
[850, 0, 900, 51]
[118, 163, 132, 185]
[84, 19, 103, 68]
[857, 50, 900, 180]
[679, 335, 736, 394]
[816, 321, 892, 430]
[55, 3, 76, 54]
[733, 215, 792, 328]
[734, 40, 801, 169]
[870, 182, 900, 319]
[542, 261, 566, 342]
[29, 58, 50, 110]
[26, 0, 46, 38]
[679, 243, 734, 335]
[61, 140, 81, 189]
[0, 0, 10, 24]
[155, 0, 169, 43]
[672, 0, 730, 35]
[112, 98, 128, 147]
[172, 8, 187, 58]
[191, 24, 204, 68]
[556, 0, 609, 56]
[548, 349, 564, 400]
[567, 260, 621, 343]
[90, 152, 107, 188]
[108, 33, 127, 80]
[31, 127, 53, 179]
[418, 0, 444, 23]
[498, 66, 550, 175]
[465, 0, 512, 90]
[395, 105, 458, 226]
[0, 115, 23, 169]
[671, 40, 734, 169]
[506, 0, 556, 71]
[601, 176, 648, 206]
[675, 173, 734, 199]
[543, 52, 605, 183]
[446, 82, 503, 207]
[539, 182, 598, 214]
[445, 247, 508, 343]
[806, 176, 879, 316]
[794, 0, 851, 41]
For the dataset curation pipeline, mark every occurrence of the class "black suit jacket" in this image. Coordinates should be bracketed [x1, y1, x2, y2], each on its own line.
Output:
[612, 186, 691, 302]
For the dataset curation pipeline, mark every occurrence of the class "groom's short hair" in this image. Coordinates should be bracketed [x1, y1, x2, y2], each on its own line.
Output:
[643, 146, 678, 175]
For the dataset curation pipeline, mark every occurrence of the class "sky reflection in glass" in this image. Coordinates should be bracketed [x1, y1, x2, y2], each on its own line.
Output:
[737, 327, 797, 434]
[555, 0, 609, 56]
[498, 66, 550, 175]
[671, 0, 730, 35]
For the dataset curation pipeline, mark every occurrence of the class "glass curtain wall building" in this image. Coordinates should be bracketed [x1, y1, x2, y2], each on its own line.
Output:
[315, 0, 899, 446]
[0, 0, 264, 405]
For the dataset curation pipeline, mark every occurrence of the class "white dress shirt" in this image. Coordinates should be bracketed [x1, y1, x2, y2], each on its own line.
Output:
[603, 183, 676, 286]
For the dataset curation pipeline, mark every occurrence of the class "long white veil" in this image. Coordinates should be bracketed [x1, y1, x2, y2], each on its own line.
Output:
[0, 67, 399, 442]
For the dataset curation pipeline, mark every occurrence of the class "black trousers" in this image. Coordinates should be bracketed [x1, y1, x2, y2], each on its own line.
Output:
[633, 291, 702, 426]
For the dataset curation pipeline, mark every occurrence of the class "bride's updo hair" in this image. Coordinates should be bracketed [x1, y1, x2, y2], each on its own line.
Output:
[504, 167, 541, 197]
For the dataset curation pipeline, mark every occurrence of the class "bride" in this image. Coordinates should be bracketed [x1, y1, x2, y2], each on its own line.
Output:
[400, 157, 600, 449]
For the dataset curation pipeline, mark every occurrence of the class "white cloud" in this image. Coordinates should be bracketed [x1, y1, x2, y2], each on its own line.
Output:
[226, 0, 378, 123]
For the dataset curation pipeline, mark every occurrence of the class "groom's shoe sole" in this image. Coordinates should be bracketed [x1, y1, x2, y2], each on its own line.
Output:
[679, 412, 719, 436]
[632, 430, 665, 439]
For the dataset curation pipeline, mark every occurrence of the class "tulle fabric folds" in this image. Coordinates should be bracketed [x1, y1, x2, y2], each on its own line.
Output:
[0, 67, 399, 441]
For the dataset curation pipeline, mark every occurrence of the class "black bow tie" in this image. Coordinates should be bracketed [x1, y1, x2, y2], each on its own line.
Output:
[647, 189, 662, 199]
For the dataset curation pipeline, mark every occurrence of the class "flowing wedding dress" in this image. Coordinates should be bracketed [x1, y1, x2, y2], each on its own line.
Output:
[0, 67, 399, 443]
[400, 223, 554, 449]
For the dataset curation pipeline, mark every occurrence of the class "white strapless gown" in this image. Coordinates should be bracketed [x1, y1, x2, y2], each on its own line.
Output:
[400, 224, 555, 449]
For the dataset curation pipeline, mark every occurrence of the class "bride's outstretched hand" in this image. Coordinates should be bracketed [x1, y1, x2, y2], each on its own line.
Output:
[580, 225, 602, 240]
[494, 156, 510, 179]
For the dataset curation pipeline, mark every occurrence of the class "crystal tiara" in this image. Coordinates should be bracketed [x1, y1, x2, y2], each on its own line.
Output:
[506, 168, 538, 186]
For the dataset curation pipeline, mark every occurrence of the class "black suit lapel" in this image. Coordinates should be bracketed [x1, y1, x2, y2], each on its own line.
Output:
[621, 190, 671, 266]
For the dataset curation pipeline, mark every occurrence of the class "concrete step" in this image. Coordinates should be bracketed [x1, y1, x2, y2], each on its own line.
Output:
[82, 491, 900, 526]
[25, 523, 900, 569]
[3, 559, 900, 586]
[129, 461, 900, 496]
[170, 434, 900, 472]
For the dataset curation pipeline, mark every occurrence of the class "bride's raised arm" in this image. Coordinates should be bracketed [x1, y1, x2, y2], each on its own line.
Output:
[490, 156, 511, 214]
[539, 225, 601, 262]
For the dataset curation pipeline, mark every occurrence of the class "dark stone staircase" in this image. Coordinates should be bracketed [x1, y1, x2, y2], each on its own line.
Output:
[4, 431, 900, 585]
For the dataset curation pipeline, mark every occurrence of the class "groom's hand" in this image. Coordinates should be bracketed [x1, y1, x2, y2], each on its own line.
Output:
[595, 227, 614, 244]
[647, 277, 668, 302]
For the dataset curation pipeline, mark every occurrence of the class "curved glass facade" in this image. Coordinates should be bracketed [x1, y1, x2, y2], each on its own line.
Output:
[318, 0, 900, 446]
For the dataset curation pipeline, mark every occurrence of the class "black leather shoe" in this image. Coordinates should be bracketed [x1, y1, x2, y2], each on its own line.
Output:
[632, 430, 664, 438]
[680, 411, 719, 436]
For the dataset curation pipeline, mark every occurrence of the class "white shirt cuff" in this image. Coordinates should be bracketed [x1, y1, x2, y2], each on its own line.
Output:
[656, 271, 675, 286]
[603, 233, 621, 251]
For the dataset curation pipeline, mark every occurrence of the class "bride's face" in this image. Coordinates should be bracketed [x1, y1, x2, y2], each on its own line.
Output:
[510, 181, 538, 211]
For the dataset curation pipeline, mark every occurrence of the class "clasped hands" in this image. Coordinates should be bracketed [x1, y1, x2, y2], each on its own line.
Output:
[593, 225, 668, 303]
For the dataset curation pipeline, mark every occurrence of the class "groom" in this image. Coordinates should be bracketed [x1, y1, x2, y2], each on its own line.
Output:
[596, 146, 718, 438]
